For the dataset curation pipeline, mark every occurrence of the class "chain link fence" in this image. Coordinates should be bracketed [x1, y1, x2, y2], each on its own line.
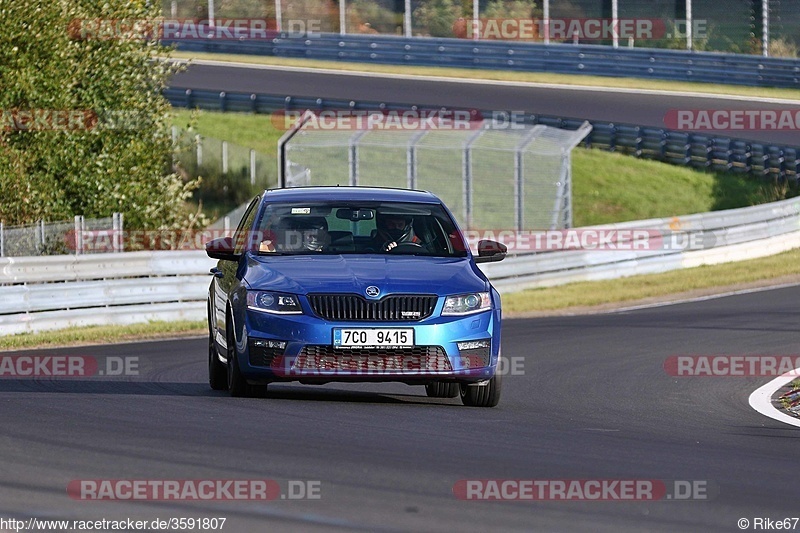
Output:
[279, 111, 591, 230]
[0, 214, 123, 257]
[173, 127, 276, 219]
[160, 0, 799, 56]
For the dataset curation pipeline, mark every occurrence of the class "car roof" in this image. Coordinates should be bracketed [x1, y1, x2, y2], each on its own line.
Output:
[262, 186, 441, 204]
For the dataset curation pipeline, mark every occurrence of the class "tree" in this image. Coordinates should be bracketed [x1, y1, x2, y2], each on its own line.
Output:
[0, 0, 198, 229]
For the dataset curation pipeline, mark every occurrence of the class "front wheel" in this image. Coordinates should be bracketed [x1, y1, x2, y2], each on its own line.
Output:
[208, 335, 228, 391]
[460, 373, 502, 407]
[226, 324, 267, 398]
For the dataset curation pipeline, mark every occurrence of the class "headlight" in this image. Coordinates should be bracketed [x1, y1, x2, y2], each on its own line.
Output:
[247, 291, 303, 314]
[442, 292, 491, 316]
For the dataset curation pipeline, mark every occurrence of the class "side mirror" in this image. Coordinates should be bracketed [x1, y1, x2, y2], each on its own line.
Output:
[474, 239, 507, 263]
[205, 236, 240, 262]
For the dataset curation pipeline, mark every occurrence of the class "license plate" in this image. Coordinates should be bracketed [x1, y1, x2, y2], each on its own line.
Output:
[333, 328, 414, 348]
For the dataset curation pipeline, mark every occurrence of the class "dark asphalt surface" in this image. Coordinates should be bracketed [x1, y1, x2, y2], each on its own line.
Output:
[170, 62, 800, 146]
[2, 286, 798, 532]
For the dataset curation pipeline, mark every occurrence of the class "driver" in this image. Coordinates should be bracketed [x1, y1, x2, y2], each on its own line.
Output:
[373, 213, 421, 251]
[279, 216, 330, 252]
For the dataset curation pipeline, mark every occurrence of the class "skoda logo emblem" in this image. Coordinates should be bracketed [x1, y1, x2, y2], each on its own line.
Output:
[365, 286, 380, 298]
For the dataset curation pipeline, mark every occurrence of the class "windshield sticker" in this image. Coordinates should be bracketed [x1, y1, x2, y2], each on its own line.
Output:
[291, 207, 311, 215]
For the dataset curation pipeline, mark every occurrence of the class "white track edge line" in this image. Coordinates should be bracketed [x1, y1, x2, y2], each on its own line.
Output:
[749, 370, 800, 428]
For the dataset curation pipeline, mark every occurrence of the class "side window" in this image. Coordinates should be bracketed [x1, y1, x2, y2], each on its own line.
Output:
[233, 196, 261, 255]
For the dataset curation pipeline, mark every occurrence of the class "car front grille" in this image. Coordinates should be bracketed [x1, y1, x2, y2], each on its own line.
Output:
[293, 345, 452, 373]
[307, 294, 437, 322]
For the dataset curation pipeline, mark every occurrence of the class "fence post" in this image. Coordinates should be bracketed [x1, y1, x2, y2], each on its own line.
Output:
[74, 215, 82, 255]
[39, 220, 45, 254]
[112, 212, 124, 253]
[196, 134, 202, 166]
[222, 141, 228, 174]
[463, 127, 484, 229]
[171, 126, 178, 166]
[348, 130, 369, 186]
[250, 149, 256, 185]
[407, 130, 428, 190]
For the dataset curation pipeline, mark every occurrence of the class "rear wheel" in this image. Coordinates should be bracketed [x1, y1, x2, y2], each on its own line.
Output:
[460, 373, 502, 407]
[425, 381, 459, 398]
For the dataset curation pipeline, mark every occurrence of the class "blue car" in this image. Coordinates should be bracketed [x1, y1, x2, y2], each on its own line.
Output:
[205, 187, 507, 407]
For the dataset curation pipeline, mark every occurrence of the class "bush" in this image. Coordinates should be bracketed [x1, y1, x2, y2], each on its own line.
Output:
[413, 0, 463, 37]
[0, 0, 200, 230]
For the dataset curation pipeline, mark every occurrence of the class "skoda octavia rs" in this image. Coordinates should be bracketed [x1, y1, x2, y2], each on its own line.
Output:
[205, 187, 507, 407]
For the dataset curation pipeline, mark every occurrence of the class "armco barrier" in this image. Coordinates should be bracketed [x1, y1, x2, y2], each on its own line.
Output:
[166, 34, 800, 89]
[0, 251, 216, 335]
[164, 87, 800, 181]
[2, 198, 799, 335]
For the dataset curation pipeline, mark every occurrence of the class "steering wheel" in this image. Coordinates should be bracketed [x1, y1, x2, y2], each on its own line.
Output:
[384, 241, 425, 253]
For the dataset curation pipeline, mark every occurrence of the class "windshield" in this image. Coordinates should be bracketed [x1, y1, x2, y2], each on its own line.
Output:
[252, 201, 468, 257]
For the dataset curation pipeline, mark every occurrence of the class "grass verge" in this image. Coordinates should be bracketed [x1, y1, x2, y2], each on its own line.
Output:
[503, 247, 800, 314]
[170, 51, 800, 102]
[0, 321, 206, 351]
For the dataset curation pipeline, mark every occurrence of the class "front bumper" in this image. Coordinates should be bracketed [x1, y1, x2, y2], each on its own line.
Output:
[238, 305, 501, 384]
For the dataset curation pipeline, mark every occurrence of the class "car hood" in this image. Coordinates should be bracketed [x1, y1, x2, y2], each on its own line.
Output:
[244, 254, 487, 296]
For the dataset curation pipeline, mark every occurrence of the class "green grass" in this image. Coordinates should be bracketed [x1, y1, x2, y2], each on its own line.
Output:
[503, 247, 800, 313]
[0, 321, 206, 351]
[172, 109, 282, 155]
[570, 149, 777, 226]
[170, 51, 800, 102]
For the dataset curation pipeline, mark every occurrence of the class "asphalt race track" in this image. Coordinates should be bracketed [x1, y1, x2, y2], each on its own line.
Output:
[2, 286, 798, 532]
[170, 61, 800, 146]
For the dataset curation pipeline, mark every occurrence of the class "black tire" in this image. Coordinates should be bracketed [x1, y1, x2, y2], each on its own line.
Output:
[425, 381, 459, 398]
[460, 373, 502, 407]
[208, 310, 228, 391]
[226, 320, 268, 398]
[226, 323, 249, 397]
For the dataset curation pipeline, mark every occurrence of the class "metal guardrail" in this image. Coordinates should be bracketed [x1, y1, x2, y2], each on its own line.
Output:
[481, 195, 800, 291]
[0, 251, 215, 335]
[166, 33, 800, 88]
[164, 87, 800, 181]
[2, 196, 799, 334]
